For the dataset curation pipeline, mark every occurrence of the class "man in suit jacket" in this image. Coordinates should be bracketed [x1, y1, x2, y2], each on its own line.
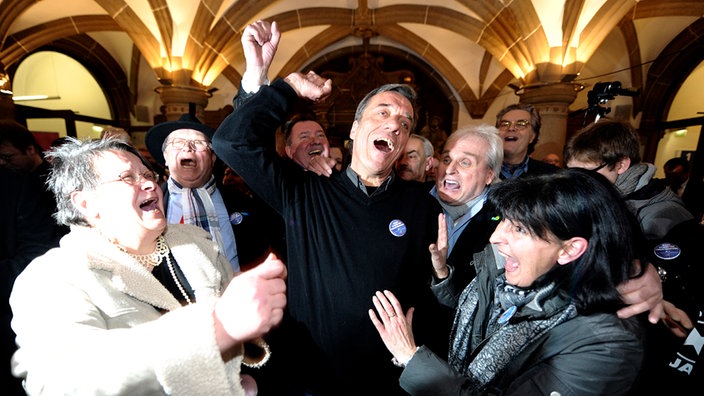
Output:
[428, 124, 503, 289]
[494, 103, 559, 179]
[663, 156, 704, 222]
[145, 111, 241, 272]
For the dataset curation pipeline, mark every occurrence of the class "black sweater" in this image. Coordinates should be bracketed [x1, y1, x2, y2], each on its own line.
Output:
[213, 79, 447, 395]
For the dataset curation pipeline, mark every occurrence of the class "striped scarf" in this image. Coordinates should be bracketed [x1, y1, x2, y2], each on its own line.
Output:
[167, 176, 226, 256]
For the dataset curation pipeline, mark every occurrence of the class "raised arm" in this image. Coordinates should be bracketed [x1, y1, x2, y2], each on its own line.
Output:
[241, 20, 280, 92]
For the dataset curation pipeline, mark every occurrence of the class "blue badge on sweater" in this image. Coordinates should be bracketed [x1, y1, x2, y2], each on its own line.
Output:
[653, 243, 681, 260]
[229, 212, 244, 225]
[388, 219, 407, 237]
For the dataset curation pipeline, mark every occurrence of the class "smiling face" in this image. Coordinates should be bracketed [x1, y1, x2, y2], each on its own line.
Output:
[285, 120, 330, 168]
[489, 219, 565, 287]
[349, 91, 414, 186]
[163, 129, 215, 188]
[436, 134, 495, 205]
[498, 109, 536, 164]
[79, 150, 166, 252]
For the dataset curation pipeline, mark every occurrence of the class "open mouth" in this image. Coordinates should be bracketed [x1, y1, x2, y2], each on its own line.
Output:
[443, 179, 460, 191]
[504, 136, 518, 142]
[179, 158, 196, 167]
[308, 149, 322, 156]
[504, 256, 519, 272]
[374, 138, 394, 153]
[139, 197, 159, 211]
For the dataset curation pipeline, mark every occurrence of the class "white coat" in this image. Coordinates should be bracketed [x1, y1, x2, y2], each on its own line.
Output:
[10, 224, 259, 395]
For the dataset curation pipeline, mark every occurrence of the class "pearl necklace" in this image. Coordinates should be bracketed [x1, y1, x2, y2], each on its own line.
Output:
[115, 235, 192, 305]
[165, 253, 193, 305]
[116, 236, 169, 270]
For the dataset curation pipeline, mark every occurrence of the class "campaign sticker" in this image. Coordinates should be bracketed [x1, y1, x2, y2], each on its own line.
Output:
[388, 219, 407, 237]
[229, 212, 244, 225]
[653, 243, 681, 260]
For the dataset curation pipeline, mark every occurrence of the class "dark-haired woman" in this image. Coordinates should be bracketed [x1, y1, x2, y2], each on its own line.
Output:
[370, 168, 645, 395]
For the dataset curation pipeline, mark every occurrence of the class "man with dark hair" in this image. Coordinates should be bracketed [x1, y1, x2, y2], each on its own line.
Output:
[494, 103, 559, 179]
[0, 121, 46, 175]
[663, 156, 703, 221]
[0, 120, 67, 240]
[663, 156, 691, 196]
[1, 168, 57, 395]
[212, 20, 445, 396]
[564, 119, 693, 241]
[234, 22, 331, 172]
[282, 112, 330, 168]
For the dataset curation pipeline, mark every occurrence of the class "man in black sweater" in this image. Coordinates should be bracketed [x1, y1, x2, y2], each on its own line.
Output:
[213, 21, 445, 396]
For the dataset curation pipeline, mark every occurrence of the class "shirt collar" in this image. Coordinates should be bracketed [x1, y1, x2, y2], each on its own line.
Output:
[500, 155, 530, 179]
[345, 165, 395, 197]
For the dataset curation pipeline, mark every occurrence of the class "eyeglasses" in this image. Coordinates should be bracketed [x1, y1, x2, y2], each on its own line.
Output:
[498, 120, 530, 130]
[102, 170, 158, 186]
[166, 138, 211, 151]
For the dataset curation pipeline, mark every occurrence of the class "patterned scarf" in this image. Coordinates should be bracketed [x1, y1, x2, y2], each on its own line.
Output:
[448, 275, 577, 391]
[167, 176, 226, 256]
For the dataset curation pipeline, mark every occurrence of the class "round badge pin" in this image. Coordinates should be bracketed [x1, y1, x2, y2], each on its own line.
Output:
[229, 212, 244, 225]
[388, 219, 407, 237]
[653, 243, 681, 260]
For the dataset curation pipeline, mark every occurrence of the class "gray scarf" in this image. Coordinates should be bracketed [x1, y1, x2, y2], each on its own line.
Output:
[614, 163, 654, 196]
[437, 193, 484, 223]
[448, 275, 577, 391]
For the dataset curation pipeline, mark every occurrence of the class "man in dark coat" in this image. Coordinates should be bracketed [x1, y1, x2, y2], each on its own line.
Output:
[494, 103, 559, 179]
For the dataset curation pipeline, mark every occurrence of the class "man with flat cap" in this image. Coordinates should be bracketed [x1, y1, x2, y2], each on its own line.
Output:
[146, 111, 240, 272]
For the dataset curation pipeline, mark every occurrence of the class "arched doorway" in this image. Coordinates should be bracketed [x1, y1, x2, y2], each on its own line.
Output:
[9, 35, 133, 146]
[640, 18, 704, 179]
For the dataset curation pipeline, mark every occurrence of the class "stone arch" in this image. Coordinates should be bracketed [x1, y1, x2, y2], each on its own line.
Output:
[1, 16, 121, 66]
[10, 34, 132, 128]
[639, 18, 704, 161]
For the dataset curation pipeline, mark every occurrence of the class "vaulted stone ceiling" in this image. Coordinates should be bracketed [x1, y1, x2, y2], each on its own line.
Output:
[1, 0, 703, 160]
